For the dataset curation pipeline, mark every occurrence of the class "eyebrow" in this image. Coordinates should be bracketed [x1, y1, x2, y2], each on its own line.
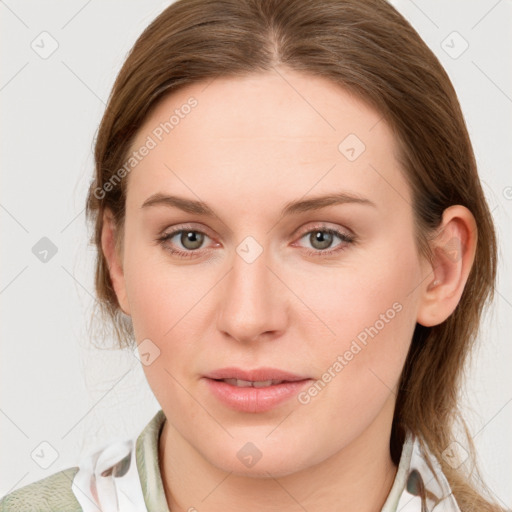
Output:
[140, 191, 376, 217]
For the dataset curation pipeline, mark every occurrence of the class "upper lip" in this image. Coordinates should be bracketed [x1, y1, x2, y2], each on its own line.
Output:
[204, 367, 310, 382]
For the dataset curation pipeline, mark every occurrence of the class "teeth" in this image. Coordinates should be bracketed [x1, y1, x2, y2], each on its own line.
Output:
[252, 380, 274, 388]
[221, 378, 284, 387]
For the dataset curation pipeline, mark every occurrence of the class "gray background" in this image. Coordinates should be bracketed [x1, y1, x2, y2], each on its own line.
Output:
[1, 0, 511, 507]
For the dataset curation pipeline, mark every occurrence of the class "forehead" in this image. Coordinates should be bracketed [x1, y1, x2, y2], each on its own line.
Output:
[125, 69, 409, 214]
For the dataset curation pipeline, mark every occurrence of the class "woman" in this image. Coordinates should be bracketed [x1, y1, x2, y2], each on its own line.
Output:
[0, 0, 505, 510]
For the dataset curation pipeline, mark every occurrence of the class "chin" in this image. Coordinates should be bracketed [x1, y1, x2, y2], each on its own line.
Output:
[202, 436, 321, 479]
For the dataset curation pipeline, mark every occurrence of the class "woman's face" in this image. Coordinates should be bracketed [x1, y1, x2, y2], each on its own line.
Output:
[113, 68, 431, 476]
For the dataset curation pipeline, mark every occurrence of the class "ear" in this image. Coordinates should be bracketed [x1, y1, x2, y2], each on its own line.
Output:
[416, 205, 477, 327]
[101, 208, 131, 316]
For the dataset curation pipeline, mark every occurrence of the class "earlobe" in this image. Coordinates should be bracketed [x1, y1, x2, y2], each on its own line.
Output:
[101, 209, 131, 316]
[416, 205, 477, 327]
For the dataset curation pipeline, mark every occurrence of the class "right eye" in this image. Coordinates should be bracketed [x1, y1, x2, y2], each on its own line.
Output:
[156, 226, 215, 259]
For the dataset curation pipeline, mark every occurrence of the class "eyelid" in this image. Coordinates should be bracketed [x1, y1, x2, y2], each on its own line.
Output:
[294, 221, 354, 238]
[160, 222, 215, 240]
[160, 221, 352, 242]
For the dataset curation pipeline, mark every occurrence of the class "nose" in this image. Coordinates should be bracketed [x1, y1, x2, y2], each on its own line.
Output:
[216, 242, 288, 344]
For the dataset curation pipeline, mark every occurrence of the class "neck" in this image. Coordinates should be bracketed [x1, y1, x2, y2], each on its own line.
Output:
[158, 404, 398, 512]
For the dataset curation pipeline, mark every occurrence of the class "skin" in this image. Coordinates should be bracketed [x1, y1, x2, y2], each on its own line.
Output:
[101, 67, 477, 512]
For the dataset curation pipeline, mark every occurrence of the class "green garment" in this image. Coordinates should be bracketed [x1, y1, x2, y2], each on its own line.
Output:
[0, 410, 169, 511]
[0, 408, 460, 511]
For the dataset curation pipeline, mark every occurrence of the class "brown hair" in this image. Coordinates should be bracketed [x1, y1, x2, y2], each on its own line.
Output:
[85, 0, 501, 509]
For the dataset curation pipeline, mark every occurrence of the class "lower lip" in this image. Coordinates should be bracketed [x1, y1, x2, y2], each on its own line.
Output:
[203, 378, 313, 413]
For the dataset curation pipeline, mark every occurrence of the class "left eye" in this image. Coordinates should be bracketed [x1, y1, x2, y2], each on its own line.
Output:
[296, 228, 354, 254]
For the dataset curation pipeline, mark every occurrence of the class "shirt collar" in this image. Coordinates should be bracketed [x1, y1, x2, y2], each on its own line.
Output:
[135, 409, 170, 511]
[78, 408, 460, 512]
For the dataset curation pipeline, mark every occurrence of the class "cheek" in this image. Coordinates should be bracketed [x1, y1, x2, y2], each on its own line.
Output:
[300, 230, 421, 343]
[122, 243, 207, 410]
[302, 236, 422, 413]
[122, 227, 203, 339]
[121, 233, 218, 403]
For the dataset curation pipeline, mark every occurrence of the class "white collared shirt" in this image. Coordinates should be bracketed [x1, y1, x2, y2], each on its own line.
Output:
[70, 410, 461, 512]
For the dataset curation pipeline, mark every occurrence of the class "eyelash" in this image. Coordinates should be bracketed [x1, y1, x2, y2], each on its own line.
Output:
[156, 224, 355, 259]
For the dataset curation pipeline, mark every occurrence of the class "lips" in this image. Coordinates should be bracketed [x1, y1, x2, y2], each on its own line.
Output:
[202, 367, 313, 412]
[204, 367, 310, 383]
